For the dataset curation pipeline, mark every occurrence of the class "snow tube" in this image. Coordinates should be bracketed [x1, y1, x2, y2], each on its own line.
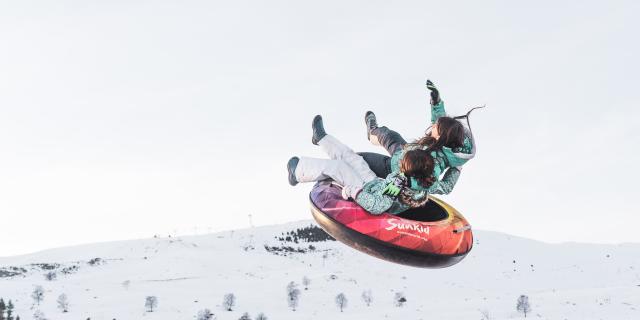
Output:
[310, 181, 473, 268]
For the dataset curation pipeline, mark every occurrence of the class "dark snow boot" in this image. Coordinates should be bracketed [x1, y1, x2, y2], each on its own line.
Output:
[364, 111, 378, 140]
[311, 115, 327, 145]
[287, 156, 299, 186]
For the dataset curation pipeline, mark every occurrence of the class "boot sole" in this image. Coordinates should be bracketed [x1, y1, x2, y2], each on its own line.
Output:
[287, 157, 299, 186]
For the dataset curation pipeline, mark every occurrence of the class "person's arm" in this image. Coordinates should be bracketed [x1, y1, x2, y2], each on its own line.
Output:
[428, 167, 461, 195]
[426, 79, 446, 123]
[355, 190, 392, 215]
[431, 100, 447, 124]
[355, 175, 397, 215]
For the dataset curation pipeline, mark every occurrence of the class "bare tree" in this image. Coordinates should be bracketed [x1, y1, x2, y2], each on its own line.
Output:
[197, 308, 215, 320]
[0, 298, 6, 320]
[7, 300, 15, 320]
[222, 293, 236, 311]
[479, 308, 492, 320]
[121, 280, 131, 290]
[44, 272, 57, 281]
[516, 295, 531, 318]
[145, 296, 158, 312]
[394, 292, 406, 307]
[286, 281, 301, 311]
[32, 285, 45, 306]
[57, 293, 69, 313]
[302, 276, 311, 290]
[361, 290, 373, 307]
[335, 293, 347, 312]
[238, 312, 251, 320]
[33, 310, 47, 320]
[255, 313, 267, 320]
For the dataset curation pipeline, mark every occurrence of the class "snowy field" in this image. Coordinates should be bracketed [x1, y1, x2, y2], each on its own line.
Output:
[1, 220, 639, 320]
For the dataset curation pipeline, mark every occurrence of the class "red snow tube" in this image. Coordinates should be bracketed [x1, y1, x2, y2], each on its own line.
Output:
[310, 181, 473, 268]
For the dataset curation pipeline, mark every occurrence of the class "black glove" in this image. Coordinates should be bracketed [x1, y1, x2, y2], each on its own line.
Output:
[426, 79, 440, 106]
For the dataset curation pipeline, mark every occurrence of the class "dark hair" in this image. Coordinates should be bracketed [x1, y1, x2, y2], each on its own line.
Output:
[400, 149, 436, 189]
[414, 117, 465, 152]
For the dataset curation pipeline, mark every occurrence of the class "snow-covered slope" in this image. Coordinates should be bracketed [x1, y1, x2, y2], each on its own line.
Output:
[1, 221, 639, 320]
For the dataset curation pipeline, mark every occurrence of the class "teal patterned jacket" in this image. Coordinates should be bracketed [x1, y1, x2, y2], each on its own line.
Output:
[354, 172, 427, 215]
[390, 100, 475, 195]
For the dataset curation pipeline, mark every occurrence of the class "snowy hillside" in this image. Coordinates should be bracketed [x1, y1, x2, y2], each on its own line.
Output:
[1, 221, 639, 320]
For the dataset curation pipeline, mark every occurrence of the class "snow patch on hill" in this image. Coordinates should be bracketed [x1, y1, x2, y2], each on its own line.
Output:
[1, 220, 639, 319]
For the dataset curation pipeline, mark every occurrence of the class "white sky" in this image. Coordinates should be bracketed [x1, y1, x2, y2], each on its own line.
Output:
[1, 0, 639, 256]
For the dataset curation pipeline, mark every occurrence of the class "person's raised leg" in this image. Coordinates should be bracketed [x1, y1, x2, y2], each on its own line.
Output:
[357, 152, 392, 178]
[311, 115, 378, 184]
[365, 111, 407, 156]
[312, 115, 360, 161]
[292, 157, 366, 199]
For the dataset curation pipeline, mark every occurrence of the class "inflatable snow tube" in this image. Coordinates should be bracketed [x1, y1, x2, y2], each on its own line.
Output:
[310, 181, 473, 268]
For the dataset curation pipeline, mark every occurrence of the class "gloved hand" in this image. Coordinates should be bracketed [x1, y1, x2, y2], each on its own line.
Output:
[382, 183, 401, 197]
[426, 79, 440, 105]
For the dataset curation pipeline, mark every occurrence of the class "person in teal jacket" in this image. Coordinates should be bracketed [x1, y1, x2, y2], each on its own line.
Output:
[287, 115, 436, 215]
[359, 79, 477, 195]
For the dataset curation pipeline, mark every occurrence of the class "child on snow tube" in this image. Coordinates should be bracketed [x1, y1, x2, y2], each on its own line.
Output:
[287, 115, 436, 215]
[359, 79, 476, 196]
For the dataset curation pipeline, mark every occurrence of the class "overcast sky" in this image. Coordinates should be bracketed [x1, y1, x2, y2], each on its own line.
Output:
[1, 0, 638, 256]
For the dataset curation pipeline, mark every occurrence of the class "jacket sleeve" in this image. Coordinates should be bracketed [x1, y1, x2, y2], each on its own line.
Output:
[355, 191, 392, 215]
[430, 100, 447, 124]
[428, 167, 461, 195]
[355, 175, 396, 215]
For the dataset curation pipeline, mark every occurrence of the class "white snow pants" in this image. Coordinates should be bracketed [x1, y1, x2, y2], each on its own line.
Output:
[295, 135, 378, 199]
